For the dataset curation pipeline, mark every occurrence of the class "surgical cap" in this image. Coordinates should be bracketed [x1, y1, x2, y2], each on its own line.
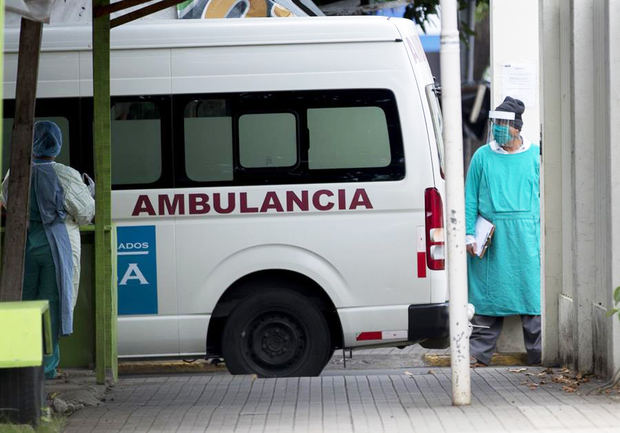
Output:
[495, 96, 525, 130]
[32, 120, 62, 158]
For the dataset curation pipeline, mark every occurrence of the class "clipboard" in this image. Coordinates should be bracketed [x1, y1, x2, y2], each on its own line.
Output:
[474, 215, 495, 258]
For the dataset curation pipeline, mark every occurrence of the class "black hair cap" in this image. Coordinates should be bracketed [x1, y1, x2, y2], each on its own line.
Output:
[495, 96, 525, 130]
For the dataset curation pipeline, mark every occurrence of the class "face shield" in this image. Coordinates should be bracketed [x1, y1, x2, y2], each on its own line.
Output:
[487, 110, 519, 147]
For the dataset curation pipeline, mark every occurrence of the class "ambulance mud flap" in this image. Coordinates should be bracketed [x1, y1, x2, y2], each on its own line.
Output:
[408, 302, 449, 344]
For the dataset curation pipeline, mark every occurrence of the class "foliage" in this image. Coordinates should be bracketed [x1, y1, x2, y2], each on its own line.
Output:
[607, 286, 620, 321]
[403, 0, 489, 37]
[0, 415, 65, 433]
[402, 0, 439, 33]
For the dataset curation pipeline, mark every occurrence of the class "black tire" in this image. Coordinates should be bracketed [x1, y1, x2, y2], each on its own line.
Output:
[420, 337, 450, 349]
[222, 289, 331, 377]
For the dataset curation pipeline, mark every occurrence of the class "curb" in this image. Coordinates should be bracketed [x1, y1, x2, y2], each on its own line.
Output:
[423, 352, 528, 367]
[118, 359, 227, 375]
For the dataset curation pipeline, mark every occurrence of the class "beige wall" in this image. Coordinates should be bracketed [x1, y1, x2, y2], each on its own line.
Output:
[489, 0, 540, 354]
[490, 0, 540, 145]
[610, 0, 620, 374]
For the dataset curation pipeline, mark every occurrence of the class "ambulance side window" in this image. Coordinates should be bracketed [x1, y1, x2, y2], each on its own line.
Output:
[174, 89, 404, 187]
[238, 113, 297, 168]
[111, 101, 162, 185]
[183, 99, 233, 182]
[307, 106, 391, 169]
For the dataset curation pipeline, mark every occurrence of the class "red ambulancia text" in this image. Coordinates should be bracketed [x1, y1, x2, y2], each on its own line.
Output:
[131, 188, 373, 216]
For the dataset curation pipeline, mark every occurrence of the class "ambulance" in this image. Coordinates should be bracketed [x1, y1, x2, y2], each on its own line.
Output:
[3, 16, 448, 377]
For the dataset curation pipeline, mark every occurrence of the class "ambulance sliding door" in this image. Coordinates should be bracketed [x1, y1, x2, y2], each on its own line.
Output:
[110, 96, 181, 358]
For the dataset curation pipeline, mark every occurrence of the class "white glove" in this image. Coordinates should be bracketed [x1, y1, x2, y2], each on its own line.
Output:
[82, 173, 95, 198]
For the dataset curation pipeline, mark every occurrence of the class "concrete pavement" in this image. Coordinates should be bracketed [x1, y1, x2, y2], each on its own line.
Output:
[62, 366, 619, 433]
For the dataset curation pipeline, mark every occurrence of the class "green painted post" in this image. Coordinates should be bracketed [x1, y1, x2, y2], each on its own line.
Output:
[92, 0, 116, 384]
[109, 225, 117, 381]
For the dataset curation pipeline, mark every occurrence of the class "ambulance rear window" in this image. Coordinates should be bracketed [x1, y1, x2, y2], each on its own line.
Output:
[425, 84, 445, 178]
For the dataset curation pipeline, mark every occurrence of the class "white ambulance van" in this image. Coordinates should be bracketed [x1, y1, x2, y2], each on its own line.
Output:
[3, 16, 448, 377]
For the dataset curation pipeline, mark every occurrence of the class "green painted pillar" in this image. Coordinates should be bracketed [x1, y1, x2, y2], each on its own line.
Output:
[92, 0, 117, 384]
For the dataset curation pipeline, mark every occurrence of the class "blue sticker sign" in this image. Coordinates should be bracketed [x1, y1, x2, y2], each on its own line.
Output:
[117, 225, 158, 315]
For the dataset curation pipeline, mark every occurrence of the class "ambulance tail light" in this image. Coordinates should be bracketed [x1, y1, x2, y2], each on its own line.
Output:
[425, 187, 445, 270]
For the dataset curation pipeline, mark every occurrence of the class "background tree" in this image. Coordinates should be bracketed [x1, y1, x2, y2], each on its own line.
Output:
[403, 0, 488, 34]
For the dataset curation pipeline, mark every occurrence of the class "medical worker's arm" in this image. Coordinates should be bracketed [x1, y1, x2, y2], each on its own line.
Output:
[55, 164, 95, 226]
[465, 152, 482, 255]
[465, 152, 482, 234]
[464, 151, 482, 254]
[535, 146, 541, 197]
[0, 170, 9, 207]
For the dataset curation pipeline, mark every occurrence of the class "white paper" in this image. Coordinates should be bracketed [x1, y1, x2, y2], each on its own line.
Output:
[500, 63, 537, 107]
[474, 216, 494, 257]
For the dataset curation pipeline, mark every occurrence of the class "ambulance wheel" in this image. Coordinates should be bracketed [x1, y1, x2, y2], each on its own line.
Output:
[222, 290, 331, 377]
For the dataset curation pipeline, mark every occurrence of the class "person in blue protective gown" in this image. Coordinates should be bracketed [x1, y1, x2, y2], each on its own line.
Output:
[465, 96, 541, 367]
[1, 121, 94, 379]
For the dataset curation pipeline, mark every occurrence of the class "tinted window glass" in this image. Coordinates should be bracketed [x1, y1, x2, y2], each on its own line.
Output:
[184, 99, 233, 182]
[175, 89, 404, 187]
[308, 106, 391, 169]
[111, 101, 161, 185]
[2, 117, 71, 176]
[425, 84, 445, 176]
[239, 113, 297, 168]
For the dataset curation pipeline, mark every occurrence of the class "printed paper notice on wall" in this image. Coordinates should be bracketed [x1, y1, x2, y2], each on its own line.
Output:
[500, 63, 537, 107]
[117, 225, 158, 315]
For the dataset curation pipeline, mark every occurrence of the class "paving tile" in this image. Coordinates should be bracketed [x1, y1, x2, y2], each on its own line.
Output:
[62, 367, 619, 433]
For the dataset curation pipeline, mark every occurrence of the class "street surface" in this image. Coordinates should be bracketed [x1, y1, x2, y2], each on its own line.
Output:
[326, 345, 448, 370]
[60, 347, 619, 433]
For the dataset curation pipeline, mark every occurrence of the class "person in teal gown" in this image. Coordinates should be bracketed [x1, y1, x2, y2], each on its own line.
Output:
[465, 96, 541, 366]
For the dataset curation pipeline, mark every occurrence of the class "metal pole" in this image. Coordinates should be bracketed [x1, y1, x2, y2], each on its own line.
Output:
[0, 0, 5, 277]
[440, 0, 471, 406]
[466, 0, 476, 83]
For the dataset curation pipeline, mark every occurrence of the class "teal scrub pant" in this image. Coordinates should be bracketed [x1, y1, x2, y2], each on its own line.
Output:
[22, 243, 60, 379]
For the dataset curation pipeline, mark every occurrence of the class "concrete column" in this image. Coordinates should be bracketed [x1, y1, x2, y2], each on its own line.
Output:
[591, 0, 615, 378]
[557, 0, 577, 369]
[542, 0, 619, 376]
[608, 0, 620, 375]
[566, 0, 618, 376]
[570, 0, 597, 374]
[539, 0, 562, 366]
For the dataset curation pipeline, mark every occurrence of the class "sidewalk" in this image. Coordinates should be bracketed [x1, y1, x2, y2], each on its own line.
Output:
[62, 366, 619, 433]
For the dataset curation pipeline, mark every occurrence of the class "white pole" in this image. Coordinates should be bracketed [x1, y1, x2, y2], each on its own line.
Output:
[440, 0, 471, 405]
[466, 0, 476, 83]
